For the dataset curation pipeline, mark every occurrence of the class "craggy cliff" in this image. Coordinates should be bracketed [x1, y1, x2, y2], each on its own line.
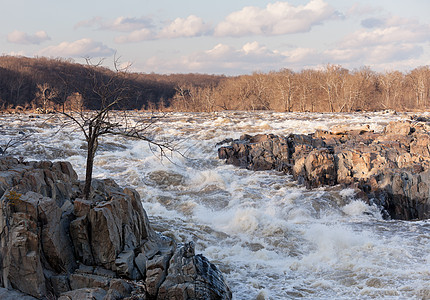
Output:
[0, 157, 232, 299]
[218, 119, 430, 220]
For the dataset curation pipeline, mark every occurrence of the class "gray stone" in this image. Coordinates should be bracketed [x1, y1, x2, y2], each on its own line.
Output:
[50, 275, 71, 297]
[0, 157, 232, 299]
[115, 250, 139, 280]
[0, 192, 46, 298]
[135, 253, 148, 277]
[69, 273, 111, 291]
[70, 216, 94, 265]
[158, 242, 232, 300]
[58, 287, 107, 300]
[0, 287, 38, 299]
[218, 120, 430, 220]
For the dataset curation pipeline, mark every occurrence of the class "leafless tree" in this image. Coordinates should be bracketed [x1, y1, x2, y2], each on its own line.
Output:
[61, 57, 177, 199]
[271, 69, 296, 112]
[379, 71, 404, 109]
[407, 66, 430, 108]
[35, 83, 58, 113]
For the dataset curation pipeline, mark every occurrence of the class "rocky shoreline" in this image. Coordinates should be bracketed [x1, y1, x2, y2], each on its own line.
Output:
[0, 157, 232, 299]
[218, 119, 430, 221]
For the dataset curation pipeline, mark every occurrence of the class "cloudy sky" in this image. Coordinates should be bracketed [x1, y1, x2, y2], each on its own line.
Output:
[2, 0, 430, 75]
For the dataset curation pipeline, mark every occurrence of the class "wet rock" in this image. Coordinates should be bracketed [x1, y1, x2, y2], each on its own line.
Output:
[218, 119, 430, 220]
[0, 157, 232, 299]
[158, 242, 232, 300]
[292, 148, 336, 188]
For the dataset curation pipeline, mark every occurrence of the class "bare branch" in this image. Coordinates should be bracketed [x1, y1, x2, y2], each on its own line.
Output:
[57, 57, 179, 199]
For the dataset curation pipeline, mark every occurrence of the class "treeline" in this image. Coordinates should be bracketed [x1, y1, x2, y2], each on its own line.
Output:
[170, 65, 430, 112]
[0, 55, 224, 111]
[1, 56, 429, 112]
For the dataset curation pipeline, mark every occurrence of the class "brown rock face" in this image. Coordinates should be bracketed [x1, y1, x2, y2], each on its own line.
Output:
[218, 119, 430, 220]
[0, 157, 232, 299]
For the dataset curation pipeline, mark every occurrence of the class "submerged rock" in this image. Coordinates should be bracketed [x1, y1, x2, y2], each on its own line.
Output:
[0, 157, 232, 299]
[218, 120, 430, 220]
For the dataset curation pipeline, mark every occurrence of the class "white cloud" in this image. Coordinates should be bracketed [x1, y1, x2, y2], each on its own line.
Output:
[74, 17, 104, 29]
[242, 41, 267, 55]
[77, 15, 209, 43]
[7, 30, 50, 45]
[75, 16, 153, 32]
[205, 43, 234, 58]
[346, 3, 382, 17]
[343, 16, 430, 48]
[214, 0, 337, 37]
[139, 31, 429, 75]
[115, 29, 153, 43]
[282, 48, 322, 64]
[108, 16, 153, 32]
[361, 17, 385, 29]
[158, 15, 210, 39]
[366, 44, 423, 63]
[38, 38, 115, 58]
[141, 41, 285, 74]
[328, 16, 430, 68]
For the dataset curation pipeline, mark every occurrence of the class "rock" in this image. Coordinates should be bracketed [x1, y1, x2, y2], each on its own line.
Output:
[0, 157, 232, 299]
[292, 148, 336, 188]
[158, 242, 232, 300]
[115, 250, 140, 280]
[105, 279, 133, 300]
[218, 119, 430, 220]
[0, 287, 38, 299]
[50, 274, 71, 296]
[145, 252, 172, 298]
[58, 287, 107, 300]
[0, 191, 47, 298]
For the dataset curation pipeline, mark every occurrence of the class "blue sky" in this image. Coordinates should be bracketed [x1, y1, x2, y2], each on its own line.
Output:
[1, 0, 430, 75]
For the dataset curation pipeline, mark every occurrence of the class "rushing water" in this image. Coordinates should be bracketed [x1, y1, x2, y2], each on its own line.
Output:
[1, 111, 430, 299]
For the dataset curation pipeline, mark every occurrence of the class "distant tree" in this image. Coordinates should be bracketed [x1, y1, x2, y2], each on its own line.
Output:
[271, 69, 296, 112]
[61, 57, 176, 199]
[35, 83, 58, 113]
[407, 66, 430, 108]
[379, 71, 404, 109]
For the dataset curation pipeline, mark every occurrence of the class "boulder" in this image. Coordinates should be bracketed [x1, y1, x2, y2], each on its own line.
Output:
[158, 242, 233, 300]
[218, 119, 430, 220]
[0, 157, 232, 299]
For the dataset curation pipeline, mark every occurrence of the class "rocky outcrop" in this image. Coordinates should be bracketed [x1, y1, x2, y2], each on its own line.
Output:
[218, 119, 430, 220]
[0, 157, 232, 299]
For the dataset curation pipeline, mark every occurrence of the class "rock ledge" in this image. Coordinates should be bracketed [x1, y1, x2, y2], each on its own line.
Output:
[218, 120, 430, 220]
[0, 157, 232, 299]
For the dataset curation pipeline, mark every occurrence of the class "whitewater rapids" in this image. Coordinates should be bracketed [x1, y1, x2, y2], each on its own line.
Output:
[1, 111, 430, 299]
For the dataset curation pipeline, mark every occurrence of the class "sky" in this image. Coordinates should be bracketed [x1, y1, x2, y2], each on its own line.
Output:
[1, 0, 430, 75]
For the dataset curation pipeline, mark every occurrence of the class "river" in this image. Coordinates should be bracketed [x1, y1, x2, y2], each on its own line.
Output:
[1, 111, 429, 299]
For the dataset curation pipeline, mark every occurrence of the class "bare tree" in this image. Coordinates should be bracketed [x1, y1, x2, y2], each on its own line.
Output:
[271, 69, 296, 112]
[319, 64, 347, 112]
[407, 66, 430, 108]
[61, 57, 176, 199]
[379, 71, 404, 109]
[35, 83, 58, 113]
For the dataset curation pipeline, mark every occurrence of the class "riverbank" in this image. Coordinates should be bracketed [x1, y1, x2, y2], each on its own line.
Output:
[0, 157, 232, 299]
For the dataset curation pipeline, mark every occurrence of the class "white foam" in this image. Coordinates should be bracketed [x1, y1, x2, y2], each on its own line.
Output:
[3, 111, 429, 299]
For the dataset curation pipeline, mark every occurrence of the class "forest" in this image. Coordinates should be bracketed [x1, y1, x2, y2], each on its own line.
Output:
[0, 55, 429, 113]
